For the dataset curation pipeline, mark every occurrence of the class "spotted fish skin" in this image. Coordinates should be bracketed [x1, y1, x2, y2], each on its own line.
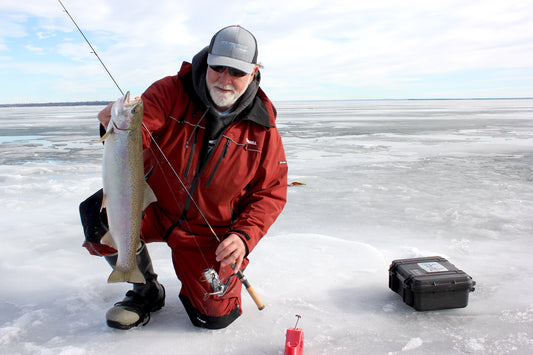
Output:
[100, 92, 156, 284]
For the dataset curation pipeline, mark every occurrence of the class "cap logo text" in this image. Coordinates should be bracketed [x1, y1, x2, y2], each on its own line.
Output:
[221, 41, 248, 51]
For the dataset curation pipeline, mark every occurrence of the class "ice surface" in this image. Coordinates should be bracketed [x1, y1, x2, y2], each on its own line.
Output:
[1, 100, 533, 354]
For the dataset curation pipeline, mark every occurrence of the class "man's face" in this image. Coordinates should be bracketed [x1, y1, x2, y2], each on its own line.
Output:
[206, 65, 258, 112]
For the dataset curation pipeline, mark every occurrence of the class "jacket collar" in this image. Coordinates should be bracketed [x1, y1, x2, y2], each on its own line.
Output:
[185, 47, 272, 129]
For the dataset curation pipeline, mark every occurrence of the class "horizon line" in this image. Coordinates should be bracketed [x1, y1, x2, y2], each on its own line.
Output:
[1, 97, 532, 108]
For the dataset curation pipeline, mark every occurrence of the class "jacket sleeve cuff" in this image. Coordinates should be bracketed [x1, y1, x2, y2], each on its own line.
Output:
[226, 229, 251, 258]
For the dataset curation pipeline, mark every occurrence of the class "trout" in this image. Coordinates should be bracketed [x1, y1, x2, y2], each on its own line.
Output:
[100, 92, 157, 283]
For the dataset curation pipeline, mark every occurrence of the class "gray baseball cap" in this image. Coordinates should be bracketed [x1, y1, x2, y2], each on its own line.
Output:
[207, 25, 258, 74]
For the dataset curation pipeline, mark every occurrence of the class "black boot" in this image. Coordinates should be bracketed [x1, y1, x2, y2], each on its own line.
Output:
[104, 243, 165, 329]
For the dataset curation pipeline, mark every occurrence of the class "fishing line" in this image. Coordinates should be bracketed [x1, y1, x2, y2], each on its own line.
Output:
[58, 0, 214, 241]
[58, 0, 124, 96]
[59, 0, 264, 309]
[58, 0, 217, 243]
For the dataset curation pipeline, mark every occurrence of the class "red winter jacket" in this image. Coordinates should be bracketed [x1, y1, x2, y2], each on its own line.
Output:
[139, 59, 287, 256]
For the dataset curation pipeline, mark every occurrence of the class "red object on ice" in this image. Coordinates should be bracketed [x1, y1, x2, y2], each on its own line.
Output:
[285, 327, 304, 355]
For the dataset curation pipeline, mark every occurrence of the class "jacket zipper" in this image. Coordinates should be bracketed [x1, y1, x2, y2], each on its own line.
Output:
[183, 108, 208, 177]
[206, 138, 230, 187]
[184, 128, 198, 178]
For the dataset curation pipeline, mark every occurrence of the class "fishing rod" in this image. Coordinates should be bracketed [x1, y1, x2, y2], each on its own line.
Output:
[59, 0, 265, 310]
[58, 0, 123, 96]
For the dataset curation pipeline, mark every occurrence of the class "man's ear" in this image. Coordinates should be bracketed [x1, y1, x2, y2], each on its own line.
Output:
[248, 66, 259, 84]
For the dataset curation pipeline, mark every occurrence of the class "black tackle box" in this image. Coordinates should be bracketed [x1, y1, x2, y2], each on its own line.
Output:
[389, 256, 475, 311]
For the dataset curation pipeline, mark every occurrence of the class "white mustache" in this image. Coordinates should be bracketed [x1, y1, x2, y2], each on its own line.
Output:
[213, 84, 236, 93]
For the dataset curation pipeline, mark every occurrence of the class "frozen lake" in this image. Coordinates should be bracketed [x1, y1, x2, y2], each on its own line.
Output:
[1, 99, 532, 354]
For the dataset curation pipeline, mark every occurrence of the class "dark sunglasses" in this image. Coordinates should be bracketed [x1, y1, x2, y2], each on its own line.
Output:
[209, 65, 248, 77]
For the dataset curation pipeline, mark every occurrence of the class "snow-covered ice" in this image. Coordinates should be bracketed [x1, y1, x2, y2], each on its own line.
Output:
[1, 99, 533, 354]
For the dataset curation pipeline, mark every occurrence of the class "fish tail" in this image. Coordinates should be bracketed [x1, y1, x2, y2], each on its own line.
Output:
[107, 265, 146, 284]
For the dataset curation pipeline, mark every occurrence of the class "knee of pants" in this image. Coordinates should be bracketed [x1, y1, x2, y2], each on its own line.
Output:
[79, 190, 164, 256]
[79, 189, 117, 256]
[82, 240, 117, 256]
[79, 189, 108, 243]
[179, 293, 241, 329]
[167, 229, 244, 327]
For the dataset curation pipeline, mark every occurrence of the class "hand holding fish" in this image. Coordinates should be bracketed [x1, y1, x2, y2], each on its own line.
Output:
[97, 102, 114, 129]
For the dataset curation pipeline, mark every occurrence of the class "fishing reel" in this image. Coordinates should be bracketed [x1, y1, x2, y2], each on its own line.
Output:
[203, 268, 236, 298]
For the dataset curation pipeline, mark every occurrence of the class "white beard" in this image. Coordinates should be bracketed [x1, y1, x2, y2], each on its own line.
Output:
[206, 81, 244, 111]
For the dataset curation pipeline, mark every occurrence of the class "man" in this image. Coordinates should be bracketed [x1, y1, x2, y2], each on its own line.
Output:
[79, 25, 288, 330]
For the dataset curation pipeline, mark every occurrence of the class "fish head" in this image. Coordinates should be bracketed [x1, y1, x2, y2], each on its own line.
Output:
[110, 91, 144, 131]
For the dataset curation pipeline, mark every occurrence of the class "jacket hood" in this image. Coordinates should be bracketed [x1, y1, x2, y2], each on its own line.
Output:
[191, 47, 265, 139]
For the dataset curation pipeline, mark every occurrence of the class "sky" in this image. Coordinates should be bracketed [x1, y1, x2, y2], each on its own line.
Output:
[1, 0, 533, 104]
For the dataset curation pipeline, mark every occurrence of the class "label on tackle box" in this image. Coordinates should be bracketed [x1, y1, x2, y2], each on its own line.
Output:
[417, 262, 449, 273]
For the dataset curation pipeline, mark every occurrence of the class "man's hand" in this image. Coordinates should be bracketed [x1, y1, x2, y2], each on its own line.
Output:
[97, 102, 114, 128]
[215, 233, 246, 273]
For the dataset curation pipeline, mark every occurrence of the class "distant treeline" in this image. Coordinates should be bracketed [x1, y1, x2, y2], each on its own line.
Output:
[0, 101, 112, 108]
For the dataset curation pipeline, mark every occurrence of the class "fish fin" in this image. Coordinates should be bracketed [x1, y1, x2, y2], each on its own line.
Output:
[97, 125, 114, 143]
[101, 232, 116, 249]
[142, 181, 158, 210]
[100, 193, 107, 211]
[107, 265, 146, 284]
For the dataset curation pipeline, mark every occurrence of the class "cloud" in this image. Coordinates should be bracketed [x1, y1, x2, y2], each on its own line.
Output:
[24, 44, 44, 55]
[1, 0, 533, 102]
[0, 13, 29, 38]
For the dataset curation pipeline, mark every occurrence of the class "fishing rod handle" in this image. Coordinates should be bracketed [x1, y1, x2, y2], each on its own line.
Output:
[237, 270, 265, 310]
